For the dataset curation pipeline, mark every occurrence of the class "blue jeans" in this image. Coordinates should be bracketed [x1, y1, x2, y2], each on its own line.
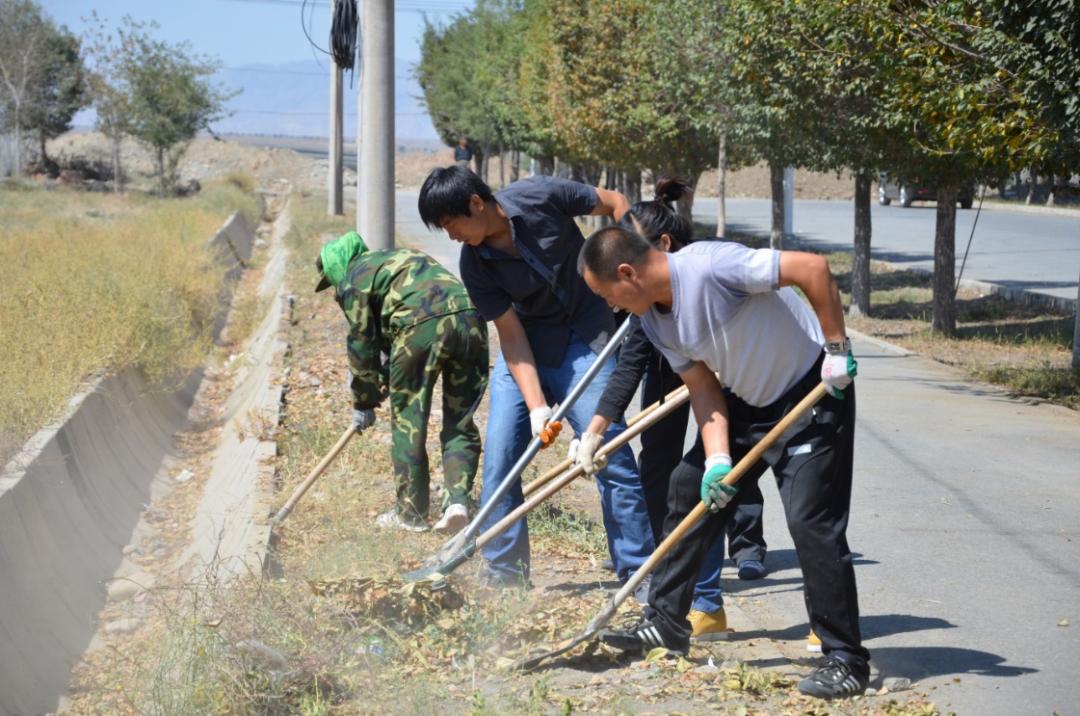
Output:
[691, 540, 727, 613]
[479, 337, 656, 584]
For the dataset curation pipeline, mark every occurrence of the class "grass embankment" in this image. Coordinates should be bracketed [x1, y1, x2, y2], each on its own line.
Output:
[0, 176, 261, 461]
[825, 252, 1079, 410]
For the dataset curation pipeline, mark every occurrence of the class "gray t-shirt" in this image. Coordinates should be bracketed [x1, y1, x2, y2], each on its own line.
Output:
[639, 241, 824, 407]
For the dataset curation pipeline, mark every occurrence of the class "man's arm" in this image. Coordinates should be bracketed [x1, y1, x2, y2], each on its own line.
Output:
[492, 307, 546, 411]
[778, 252, 847, 342]
[679, 362, 730, 457]
[591, 187, 631, 221]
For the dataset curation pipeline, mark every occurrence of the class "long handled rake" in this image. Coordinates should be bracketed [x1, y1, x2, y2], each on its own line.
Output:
[412, 386, 691, 583]
[511, 382, 829, 671]
[521, 384, 690, 499]
[403, 319, 634, 583]
[271, 425, 356, 526]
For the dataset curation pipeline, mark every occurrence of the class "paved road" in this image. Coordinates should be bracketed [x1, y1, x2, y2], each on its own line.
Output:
[693, 197, 1080, 302]
[394, 209, 1080, 714]
[737, 337, 1080, 715]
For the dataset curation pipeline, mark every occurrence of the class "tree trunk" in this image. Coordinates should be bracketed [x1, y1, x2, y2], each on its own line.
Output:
[536, 154, 553, 176]
[13, 116, 22, 179]
[1025, 167, 1036, 205]
[1046, 175, 1057, 207]
[716, 136, 727, 237]
[157, 147, 167, 196]
[932, 185, 958, 335]
[510, 150, 520, 182]
[111, 135, 123, 192]
[1073, 267, 1080, 368]
[674, 171, 698, 225]
[472, 146, 484, 177]
[769, 162, 784, 249]
[498, 149, 505, 188]
[850, 173, 873, 317]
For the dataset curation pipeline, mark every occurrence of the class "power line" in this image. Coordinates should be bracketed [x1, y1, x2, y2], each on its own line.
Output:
[229, 108, 429, 116]
[217, 0, 470, 14]
[221, 66, 413, 79]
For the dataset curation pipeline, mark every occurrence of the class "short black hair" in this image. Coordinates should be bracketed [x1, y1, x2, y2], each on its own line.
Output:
[578, 226, 653, 282]
[418, 165, 495, 229]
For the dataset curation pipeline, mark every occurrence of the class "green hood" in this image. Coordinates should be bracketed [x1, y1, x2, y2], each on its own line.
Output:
[315, 231, 369, 292]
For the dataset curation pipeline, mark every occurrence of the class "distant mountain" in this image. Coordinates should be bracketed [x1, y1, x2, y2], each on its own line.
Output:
[212, 59, 441, 142]
[71, 58, 444, 145]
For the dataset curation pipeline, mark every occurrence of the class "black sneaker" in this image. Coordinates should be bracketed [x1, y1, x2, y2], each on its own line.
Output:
[798, 656, 869, 699]
[598, 618, 688, 658]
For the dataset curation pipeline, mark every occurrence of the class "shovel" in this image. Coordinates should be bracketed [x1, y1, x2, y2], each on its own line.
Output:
[522, 384, 689, 498]
[511, 382, 828, 671]
[404, 319, 633, 582]
[270, 425, 356, 526]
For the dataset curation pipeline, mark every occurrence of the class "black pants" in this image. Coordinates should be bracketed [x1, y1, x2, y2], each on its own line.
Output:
[638, 354, 766, 563]
[645, 355, 870, 670]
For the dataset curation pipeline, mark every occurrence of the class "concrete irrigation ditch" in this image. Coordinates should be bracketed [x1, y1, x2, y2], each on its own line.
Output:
[0, 201, 290, 716]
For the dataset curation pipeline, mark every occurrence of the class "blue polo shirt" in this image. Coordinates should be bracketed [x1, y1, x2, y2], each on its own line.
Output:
[459, 176, 615, 367]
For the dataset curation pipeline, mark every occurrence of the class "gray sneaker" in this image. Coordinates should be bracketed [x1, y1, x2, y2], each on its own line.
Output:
[375, 508, 428, 533]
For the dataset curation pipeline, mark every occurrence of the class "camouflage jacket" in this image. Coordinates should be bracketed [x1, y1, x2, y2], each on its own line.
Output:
[336, 249, 475, 409]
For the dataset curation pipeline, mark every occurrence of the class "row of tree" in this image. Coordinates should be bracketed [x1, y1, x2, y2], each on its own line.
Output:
[417, 0, 1079, 335]
[0, 0, 231, 194]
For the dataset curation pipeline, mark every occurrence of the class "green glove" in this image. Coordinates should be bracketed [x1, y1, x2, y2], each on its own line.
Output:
[701, 454, 738, 513]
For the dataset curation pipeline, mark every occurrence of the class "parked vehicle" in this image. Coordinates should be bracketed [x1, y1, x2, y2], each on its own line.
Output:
[878, 172, 974, 208]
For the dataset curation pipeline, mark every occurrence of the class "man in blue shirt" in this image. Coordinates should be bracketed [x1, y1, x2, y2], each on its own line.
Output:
[418, 166, 655, 588]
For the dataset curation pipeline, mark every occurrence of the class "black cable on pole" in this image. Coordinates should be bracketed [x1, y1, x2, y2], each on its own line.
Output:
[330, 0, 359, 71]
[300, 0, 330, 55]
[954, 184, 987, 296]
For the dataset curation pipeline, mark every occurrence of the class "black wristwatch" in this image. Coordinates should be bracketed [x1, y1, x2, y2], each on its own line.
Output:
[824, 337, 851, 355]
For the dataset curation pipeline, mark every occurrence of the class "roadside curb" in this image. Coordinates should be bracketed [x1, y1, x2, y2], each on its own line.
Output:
[979, 200, 1080, 219]
[847, 327, 914, 357]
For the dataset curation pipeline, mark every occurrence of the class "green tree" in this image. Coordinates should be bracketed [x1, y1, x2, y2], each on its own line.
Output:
[22, 24, 88, 174]
[417, 1, 529, 183]
[82, 11, 134, 190]
[120, 22, 232, 195]
[862, 1, 1066, 334]
[0, 0, 52, 177]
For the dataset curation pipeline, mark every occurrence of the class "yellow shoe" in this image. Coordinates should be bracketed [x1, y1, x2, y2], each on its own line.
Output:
[806, 628, 822, 653]
[689, 608, 731, 642]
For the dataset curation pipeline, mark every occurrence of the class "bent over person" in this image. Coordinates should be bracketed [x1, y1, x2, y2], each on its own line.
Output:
[579, 226, 869, 700]
[418, 166, 655, 590]
[315, 231, 489, 533]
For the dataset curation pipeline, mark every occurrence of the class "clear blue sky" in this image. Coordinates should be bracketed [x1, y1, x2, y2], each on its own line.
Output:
[42, 0, 475, 138]
[42, 0, 472, 69]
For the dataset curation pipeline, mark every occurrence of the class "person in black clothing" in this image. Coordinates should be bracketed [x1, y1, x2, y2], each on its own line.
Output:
[568, 178, 769, 642]
[454, 137, 473, 169]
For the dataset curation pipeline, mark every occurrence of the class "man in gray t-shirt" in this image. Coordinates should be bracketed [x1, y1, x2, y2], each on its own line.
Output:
[578, 227, 868, 701]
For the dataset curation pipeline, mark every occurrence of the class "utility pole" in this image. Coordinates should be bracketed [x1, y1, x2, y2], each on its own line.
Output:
[328, 0, 344, 216]
[356, 0, 394, 249]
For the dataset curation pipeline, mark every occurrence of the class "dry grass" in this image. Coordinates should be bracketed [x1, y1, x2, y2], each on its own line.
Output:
[0, 180, 260, 461]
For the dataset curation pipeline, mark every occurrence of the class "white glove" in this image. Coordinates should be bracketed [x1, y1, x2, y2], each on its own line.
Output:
[821, 350, 858, 399]
[352, 408, 375, 432]
[567, 431, 606, 475]
[529, 406, 553, 439]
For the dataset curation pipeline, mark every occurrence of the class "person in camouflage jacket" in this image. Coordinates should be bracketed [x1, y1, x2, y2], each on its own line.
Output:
[316, 231, 489, 532]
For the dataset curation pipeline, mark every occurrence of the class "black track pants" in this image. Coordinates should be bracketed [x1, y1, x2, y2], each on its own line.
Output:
[645, 357, 869, 670]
